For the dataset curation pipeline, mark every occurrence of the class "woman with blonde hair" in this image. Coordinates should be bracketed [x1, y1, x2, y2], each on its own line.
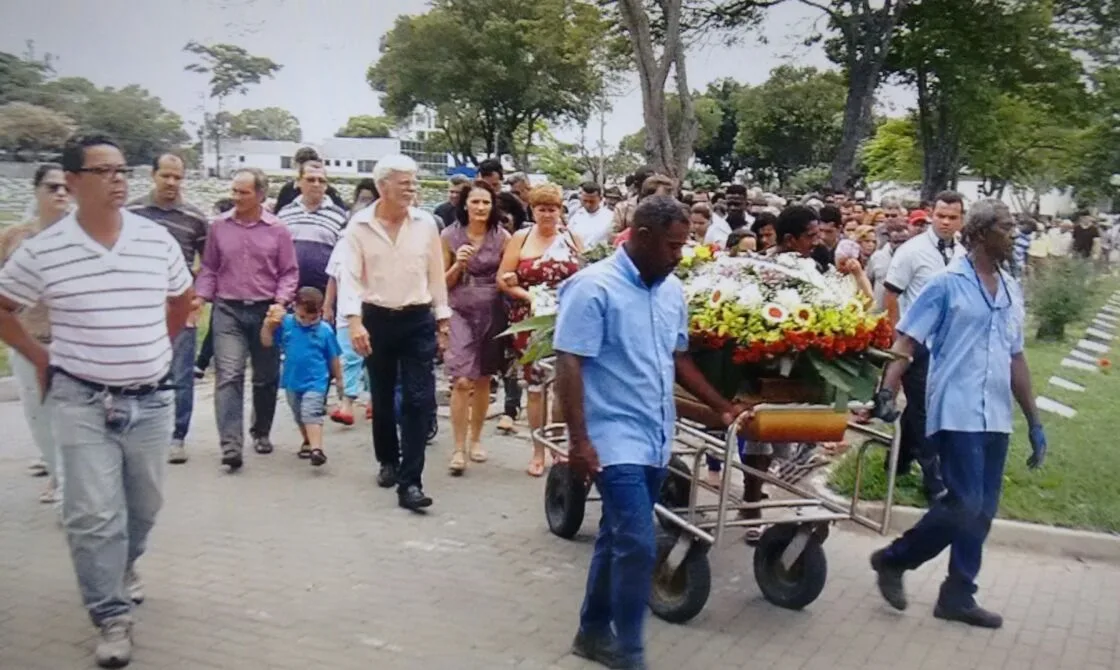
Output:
[498, 183, 583, 476]
[854, 225, 878, 266]
[1, 164, 71, 504]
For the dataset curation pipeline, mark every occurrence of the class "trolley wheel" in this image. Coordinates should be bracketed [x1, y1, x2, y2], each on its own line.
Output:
[649, 531, 711, 624]
[544, 462, 587, 539]
[753, 524, 827, 610]
[658, 455, 692, 509]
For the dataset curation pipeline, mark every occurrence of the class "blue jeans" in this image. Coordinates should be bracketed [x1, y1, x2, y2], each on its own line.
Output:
[579, 464, 666, 666]
[882, 431, 1009, 607]
[170, 326, 196, 441]
[50, 374, 173, 626]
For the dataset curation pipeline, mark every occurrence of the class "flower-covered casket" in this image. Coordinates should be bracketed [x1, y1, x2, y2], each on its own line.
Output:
[504, 243, 896, 441]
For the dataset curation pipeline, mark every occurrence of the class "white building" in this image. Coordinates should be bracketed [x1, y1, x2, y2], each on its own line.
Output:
[203, 134, 448, 179]
[869, 177, 1099, 218]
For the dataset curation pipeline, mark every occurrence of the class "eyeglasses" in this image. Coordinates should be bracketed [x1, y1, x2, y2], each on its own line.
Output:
[77, 166, 134, 179]
[41, 183, 68, 194]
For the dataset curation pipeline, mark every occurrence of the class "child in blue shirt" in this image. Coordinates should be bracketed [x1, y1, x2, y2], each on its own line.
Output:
[261, 287, 343, 466]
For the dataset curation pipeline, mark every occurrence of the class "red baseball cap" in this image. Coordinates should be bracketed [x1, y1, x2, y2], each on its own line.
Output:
[908, 210, 929, 226]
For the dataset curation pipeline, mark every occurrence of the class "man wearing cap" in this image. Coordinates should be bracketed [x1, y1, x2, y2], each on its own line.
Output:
[907, 209, 930, 237]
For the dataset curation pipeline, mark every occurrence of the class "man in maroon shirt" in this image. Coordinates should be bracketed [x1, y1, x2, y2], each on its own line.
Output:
[195, 168, 299, 471]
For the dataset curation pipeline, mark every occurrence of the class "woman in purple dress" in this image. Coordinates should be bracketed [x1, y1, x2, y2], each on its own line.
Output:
[441, 181, 510, 475]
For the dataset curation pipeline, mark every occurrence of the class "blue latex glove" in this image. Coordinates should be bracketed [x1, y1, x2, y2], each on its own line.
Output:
[872, 388, 901, 423]
[1027, 423, 1047, 469]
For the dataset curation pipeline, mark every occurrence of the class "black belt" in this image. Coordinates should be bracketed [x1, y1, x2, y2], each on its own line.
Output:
[50, 366, 173, 397]
[217, 298, 275, 308]
[364, 302, 432, 314]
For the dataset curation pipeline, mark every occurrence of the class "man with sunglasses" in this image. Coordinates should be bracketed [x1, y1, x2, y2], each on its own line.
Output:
[276, 160, 348, 294]
[0, 134, 194, 667]
[128, 154, 209, 465]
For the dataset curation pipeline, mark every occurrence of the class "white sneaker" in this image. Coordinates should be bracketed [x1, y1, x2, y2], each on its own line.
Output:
[125, 568, 144, 604]
[95, 617, 132, 668]
[168, 441, 188, 464]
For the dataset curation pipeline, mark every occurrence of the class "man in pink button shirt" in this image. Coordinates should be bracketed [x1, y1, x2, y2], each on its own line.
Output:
[195, 168, 299, 471]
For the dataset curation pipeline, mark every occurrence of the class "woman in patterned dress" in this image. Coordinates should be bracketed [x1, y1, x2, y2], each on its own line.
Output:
[441, 181, 509, 475]
[497, 184, 583, 477]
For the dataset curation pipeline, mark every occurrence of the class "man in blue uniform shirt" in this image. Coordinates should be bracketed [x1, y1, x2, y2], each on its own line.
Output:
[870, 199, 1048, 629]
[553, 195, 744, 670]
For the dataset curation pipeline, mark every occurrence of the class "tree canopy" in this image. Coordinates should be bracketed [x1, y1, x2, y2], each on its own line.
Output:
[0, 52, 189, 164]
[368, 0, 616, 167]
[336, 115, 394, 138]
[228, 107, 301, 142]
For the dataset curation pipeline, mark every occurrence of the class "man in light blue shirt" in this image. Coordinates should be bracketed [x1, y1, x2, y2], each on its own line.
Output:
[870, 199, 1048, 630]
[553, 196, 740, 670]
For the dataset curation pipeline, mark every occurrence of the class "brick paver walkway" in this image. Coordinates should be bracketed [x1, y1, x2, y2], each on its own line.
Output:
[2, 382, 1119, 670]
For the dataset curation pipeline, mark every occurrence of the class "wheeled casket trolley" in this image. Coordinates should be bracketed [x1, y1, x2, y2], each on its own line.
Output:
[532, 358, 902, 623]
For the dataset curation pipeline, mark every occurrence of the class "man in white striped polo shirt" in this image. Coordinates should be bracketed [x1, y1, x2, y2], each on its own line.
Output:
[276, 160, 347, 294]
[0, 134, 194, 668]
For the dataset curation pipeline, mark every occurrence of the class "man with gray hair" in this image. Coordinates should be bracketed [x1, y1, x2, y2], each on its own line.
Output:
[195, 167, 299, 471]
[433, 173, 469, 229]
[340, 155, 450, 511]
[871, 199, 1047, 629]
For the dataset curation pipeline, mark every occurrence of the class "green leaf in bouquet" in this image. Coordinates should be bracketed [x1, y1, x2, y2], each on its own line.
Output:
[804, 351, 880, 404]
[519, 331, 555, 364]
[498, 314, 558, 337]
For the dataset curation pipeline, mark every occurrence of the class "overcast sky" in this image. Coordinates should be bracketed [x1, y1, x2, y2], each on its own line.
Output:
[1, 0, 912, 148]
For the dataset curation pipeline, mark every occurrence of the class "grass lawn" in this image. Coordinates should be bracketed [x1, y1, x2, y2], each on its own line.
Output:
[830, 273, 1120, 534]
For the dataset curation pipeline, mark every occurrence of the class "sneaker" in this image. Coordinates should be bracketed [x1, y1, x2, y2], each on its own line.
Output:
[125, 568, 144, 604]
[95, 617, 132, 668]
[193, 366, 204, 379]
[168, 440, 188, 465]
[870, 548, 908, 611]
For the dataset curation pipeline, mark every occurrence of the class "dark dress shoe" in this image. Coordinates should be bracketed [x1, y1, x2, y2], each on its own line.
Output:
[221, 452, 243, 472]
[376, 464, 397, 488]
[870, 549, 907, 611]
[398, 486, 432, 511]
[571, 631, 634, 669]
[934, 602, 1003, 629]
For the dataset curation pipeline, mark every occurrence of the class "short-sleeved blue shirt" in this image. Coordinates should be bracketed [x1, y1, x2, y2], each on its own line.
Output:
[553, 248, 689, 468]
[276, 315, 342, 394]
[897, 256, 1025, 436]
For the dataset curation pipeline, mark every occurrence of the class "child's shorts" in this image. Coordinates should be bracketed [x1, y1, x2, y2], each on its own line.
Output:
[286, 390, 326, 426]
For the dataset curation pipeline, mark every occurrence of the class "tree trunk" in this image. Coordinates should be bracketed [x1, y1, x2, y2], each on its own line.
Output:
[618, 0, 683, 178]
[671, 24, 697, 180]
[826, 0, 908, 193]
[829, 60, 877, 192]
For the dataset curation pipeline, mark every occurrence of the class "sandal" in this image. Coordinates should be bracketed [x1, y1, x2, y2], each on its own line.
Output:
[329, 409, 354, 426]
[468, 444, 488, 463]
[309, 448, 327, 467]
[297, 443, 312, 459]
[38, 487, 60, 504]
[526, 459, 545, 477]
[27, 460, 48, 478]
[449, 450, 467, 476]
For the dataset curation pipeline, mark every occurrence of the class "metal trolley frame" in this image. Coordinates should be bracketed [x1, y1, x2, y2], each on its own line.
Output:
[531, 358, 902, 623]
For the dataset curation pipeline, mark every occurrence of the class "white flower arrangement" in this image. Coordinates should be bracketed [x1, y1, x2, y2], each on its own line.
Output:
[528, 284, 558, 317]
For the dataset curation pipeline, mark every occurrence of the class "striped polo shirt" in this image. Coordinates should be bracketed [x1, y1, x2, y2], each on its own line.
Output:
[127, 192, 209, 269]
[277, 197, 347, 292]
[0, 209, 191, 386]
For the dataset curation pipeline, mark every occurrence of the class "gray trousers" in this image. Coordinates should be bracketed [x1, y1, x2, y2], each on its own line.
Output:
[212, 300, 280, 455]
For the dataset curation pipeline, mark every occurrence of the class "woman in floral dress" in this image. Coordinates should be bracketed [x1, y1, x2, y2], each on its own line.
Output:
[441, 181, 510, 475]
[497, 184, 583, 476]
